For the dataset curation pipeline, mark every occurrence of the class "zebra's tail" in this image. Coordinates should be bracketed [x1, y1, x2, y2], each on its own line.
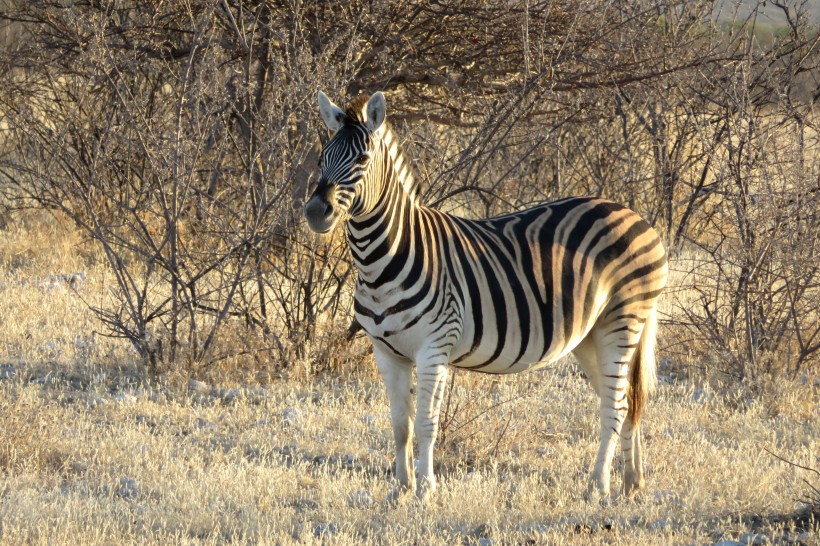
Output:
[628, 307, 658, 426]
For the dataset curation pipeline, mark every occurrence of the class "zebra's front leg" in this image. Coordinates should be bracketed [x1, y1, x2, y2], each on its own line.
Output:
[374, 346, 416, 499]
[414, 354, 449, 504]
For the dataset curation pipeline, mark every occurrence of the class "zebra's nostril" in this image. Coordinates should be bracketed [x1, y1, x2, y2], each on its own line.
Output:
[304, 197, 333, 220]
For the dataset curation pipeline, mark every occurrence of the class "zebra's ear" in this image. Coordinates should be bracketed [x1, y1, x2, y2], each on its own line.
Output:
[366, 92, 386, 135]
[318, 91, 345, 133]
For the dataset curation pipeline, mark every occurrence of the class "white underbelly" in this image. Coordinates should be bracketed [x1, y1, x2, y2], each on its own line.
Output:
[448, 331, 583, 373]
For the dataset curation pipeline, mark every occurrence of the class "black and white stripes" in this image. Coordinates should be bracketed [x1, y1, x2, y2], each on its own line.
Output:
[304, 92, 668, 501]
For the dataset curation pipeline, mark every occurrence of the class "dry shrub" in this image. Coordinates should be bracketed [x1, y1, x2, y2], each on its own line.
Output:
[438, 370, 550, 469]
[0, 0, 817, 385]
[663, 105, 820, 381]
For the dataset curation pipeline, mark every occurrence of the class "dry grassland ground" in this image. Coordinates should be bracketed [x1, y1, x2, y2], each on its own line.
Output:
[0, 212, 818, 545]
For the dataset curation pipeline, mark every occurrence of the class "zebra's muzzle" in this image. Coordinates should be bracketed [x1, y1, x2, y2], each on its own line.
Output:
[304, 194, 339, 234]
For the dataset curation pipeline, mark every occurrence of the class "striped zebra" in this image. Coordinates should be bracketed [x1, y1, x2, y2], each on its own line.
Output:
[304, 92, 668, 502]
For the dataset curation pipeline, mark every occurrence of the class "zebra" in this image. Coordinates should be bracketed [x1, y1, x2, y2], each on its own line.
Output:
[303, 91, 668, 502]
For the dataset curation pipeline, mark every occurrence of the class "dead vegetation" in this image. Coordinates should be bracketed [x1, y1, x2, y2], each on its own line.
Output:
[0, 205, 816, 545]
[0, 0, 817, 379]
[0, 0, 818, 543]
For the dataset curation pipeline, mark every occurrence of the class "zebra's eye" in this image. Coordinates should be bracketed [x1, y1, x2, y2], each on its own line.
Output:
[356, 154, 369, 165]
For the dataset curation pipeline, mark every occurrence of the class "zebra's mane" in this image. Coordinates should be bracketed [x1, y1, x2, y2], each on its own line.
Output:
[343, 95, 419, 200]
[343, 94, 371, 122]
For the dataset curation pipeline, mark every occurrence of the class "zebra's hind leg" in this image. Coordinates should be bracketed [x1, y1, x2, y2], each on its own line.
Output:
[373, 345, 416, 501]
[574, 334, 626, 499]
[586, 320, 644, 500]
[621, 419, 644, 497]
[622, 307, 658, 497]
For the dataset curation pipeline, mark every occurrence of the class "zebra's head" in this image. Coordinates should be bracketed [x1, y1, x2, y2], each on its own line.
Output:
[303, 91, 387, 234]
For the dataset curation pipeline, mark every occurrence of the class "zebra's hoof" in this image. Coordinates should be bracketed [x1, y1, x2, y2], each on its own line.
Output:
[384, 483, 414, 506]
[583, 482, 612, 505]
[623, 474, 645, 499]
[416, 478, 436, 505]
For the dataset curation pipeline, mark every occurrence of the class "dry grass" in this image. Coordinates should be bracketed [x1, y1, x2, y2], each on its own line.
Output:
[0, 212, 818, 545]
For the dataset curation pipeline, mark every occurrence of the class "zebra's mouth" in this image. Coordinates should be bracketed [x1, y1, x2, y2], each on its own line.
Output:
[304, 195, 341, 234]
[306, 218, 337, 234]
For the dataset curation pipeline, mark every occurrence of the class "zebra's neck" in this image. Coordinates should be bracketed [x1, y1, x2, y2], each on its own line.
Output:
[381, 126, 418, 199]
[346, 127, 423, 285]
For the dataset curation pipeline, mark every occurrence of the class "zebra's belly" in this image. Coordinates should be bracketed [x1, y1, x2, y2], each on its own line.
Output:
[357, 298, 588, 371]
[354, 277, 598, 371]
[448, 331, 580, 374]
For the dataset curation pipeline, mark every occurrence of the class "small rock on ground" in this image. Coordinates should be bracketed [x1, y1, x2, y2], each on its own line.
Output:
[117, 476, 138, 500]
[692, 387, 711, 403]
[87, 396, 106, 409]
[218, 388, 241, 405]
[313, 523, 338, 537]
[653, 489, 683, 506]
[283, 407, 301, 426]
[739, 533, 769, 545]
[346, 490, 375, 507]
[187, 379, 209, 394]
[112, 392, 137, 405]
